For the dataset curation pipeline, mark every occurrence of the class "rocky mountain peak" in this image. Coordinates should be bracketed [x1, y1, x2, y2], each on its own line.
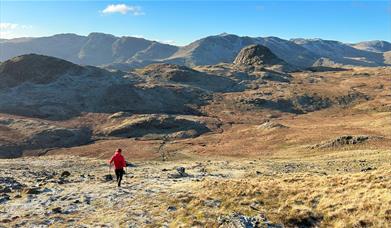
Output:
[352, 40, 391, 53]
[0, 54, 85, 88]
[233, 44, 286, 66]
[86, 32, 116, 39]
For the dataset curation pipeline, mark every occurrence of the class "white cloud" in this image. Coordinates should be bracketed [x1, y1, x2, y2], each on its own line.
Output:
[21, 25, 33, 29]
[0, 23, 19, 30]
[128, 36, 177, 45]
[161, 40, 177, 45]
[153, 38, 177, 45]
[131, 35, 145, 39]
[102, 4, 144, 16]
[0, 22, 33, 39]
[0, 31, 12, 37]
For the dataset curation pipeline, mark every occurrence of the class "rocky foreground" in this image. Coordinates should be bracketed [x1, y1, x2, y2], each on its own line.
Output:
[1, 148, 390, 227]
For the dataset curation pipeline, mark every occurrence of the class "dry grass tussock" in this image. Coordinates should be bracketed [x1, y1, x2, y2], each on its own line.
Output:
[169, 164, 391, 227]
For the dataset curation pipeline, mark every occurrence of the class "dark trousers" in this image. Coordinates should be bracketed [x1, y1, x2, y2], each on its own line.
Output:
[115, 168, 124, 187]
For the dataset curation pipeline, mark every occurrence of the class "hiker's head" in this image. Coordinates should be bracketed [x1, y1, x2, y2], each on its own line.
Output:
[116, 148, 122, 153]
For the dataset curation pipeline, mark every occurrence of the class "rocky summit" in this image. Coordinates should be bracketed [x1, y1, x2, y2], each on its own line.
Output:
[0, 54, 86, 88]
[234, 44, 286, 66]
[233, 44, 297, 72]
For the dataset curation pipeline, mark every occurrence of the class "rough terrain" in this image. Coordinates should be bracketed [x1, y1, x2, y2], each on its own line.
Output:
[0, 149, 390, 227]
[0, 43, 390, 227]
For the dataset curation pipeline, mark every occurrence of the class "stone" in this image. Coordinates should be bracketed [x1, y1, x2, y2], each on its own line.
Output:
[52, 207, 62, 214]
[41, 188, 52, 193]
[61, 171, 71, 177]
[1, 218, 12, 223]
[169, 167, 192, 179]
[203, 199, 222, 208]
[23, 187, 41, 195]
[0, 186, 12, 193]
[0, 177, 24, 190]
[167, 206, 177, 212]
[81, 195, 91, 205]
[176, 167, 187, 177]
[361, 167, 375, 172]
[108, 112, 132, 119]
[0, 194, 10, 204]
[218, 212, 283, 228]
[257, 121, 288, 130]
[104, 174, 113, 181]
[126, 162, 136, 167]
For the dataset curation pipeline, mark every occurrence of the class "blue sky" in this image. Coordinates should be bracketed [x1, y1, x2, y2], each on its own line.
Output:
[1, 0, 390, 45]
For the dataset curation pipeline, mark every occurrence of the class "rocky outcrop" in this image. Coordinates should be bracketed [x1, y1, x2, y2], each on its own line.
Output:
[312, 57, 342, 68]
[257, 121, 288, 130]
[310, 135, 384, 149]
[306, 66, 347, 72]
[138, 63, 238, 92]
[101, 114, 220, 140]
[294, 94, 332, 112]
[0, 118, 91, 158]
[218, 212, 283, 228]
[240, 92, 368, 114]
[0, 54, 85, 88]
[252, 70, 293, 83]
[0, 55, 209, 120]
[233, 44, 297, 72]
[242, 97, 303, 114]
[234, 45, 285, 66]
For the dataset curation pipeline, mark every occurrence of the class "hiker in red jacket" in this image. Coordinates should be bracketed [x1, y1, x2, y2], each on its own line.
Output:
[109, 148, 127, 187]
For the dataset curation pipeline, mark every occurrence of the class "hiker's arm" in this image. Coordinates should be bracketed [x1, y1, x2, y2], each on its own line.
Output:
[108, 157, 114, 169]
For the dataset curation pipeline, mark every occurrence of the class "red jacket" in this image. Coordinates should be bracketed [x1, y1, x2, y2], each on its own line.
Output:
[110, 152, 126, 169]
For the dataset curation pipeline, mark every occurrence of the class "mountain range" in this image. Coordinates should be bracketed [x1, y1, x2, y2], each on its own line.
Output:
[1, 43, 390, 158]
[1, 33, 390, 70]
[0, 44, 297, 157]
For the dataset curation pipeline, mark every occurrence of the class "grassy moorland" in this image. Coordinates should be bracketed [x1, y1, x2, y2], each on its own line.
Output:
[1, 67, 390, 227]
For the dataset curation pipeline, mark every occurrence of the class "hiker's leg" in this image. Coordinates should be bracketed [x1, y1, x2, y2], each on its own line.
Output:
[115, 169, 120, 183]
[118, 169, 123, 187]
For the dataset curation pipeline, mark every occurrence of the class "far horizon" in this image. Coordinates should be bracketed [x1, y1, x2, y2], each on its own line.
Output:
[1, 32, 390, 47]
[1, 0, 390, 46]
